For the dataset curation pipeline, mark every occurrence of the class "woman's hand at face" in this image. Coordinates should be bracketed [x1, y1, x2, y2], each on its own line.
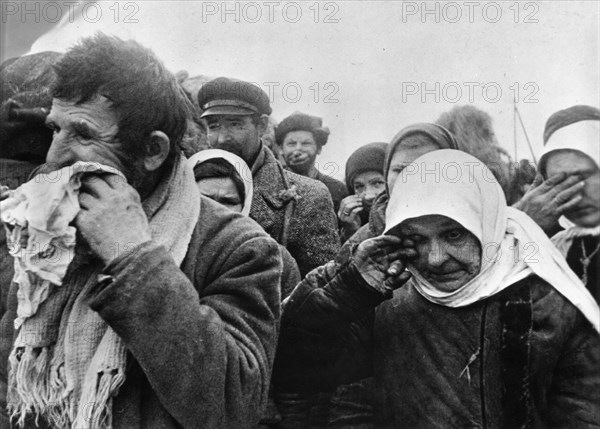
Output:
[513, 172, 584, 233]
[338, 194, 363, 229]
[353, 235, 416, 292]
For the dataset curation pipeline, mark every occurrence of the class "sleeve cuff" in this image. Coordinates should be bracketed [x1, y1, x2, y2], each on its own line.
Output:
[104, 240, 157, 274]
[331, 263, 392, 313]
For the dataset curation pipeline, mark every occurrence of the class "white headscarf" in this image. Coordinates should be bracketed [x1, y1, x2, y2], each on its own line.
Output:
[539, 120, 600, 252]
[384, 149, 599, 332]
[188, 149, 254, 216]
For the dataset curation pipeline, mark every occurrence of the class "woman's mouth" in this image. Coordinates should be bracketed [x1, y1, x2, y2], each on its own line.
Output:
[428, 270, 466, 282]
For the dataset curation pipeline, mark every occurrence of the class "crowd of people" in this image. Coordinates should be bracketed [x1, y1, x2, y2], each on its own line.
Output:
[0, 34, 598, 429]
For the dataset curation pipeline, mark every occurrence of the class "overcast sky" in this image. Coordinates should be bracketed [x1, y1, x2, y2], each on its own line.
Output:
[4, 1, 599, 179]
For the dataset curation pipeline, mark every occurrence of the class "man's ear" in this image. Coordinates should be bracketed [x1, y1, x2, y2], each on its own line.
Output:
[144, 131, 170, 172]
[256, 115, 269, 138]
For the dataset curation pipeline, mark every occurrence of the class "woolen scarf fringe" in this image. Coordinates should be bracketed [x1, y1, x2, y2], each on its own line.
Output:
[7, 154, 200, 428]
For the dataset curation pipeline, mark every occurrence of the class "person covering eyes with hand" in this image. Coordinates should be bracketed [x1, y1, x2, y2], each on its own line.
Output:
[274, 149, 600, 429]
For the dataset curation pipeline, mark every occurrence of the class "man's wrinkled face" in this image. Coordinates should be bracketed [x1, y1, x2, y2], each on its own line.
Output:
[204, 115, 262, 165]
[545, 150, 600, 227]
[45, 97, 131, 178]
[353, 170, 385, 207]
[281, 130, 320, 174]
[44, 98, 136, 257]
[394, 215, 482, 292]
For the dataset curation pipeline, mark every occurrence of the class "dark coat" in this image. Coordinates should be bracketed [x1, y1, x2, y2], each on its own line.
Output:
[566, 235, 600, 304]
[275, 261, 600, 428]
[1, 197, 282, 429]
[313, 171, 348, 215]
[250, 146, 340, 277]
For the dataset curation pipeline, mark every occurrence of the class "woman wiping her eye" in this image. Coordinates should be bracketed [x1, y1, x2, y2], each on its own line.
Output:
[538, 105, 600, 303]
[274, 149, 600, 428]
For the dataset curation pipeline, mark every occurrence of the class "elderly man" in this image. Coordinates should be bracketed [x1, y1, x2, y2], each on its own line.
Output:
[0, 34, 281, 429]
[197, 79, 340, 276]
[275, 112, 348, 213]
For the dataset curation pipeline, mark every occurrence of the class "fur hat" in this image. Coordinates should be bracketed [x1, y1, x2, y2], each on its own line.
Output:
[275, 112, 330, 147]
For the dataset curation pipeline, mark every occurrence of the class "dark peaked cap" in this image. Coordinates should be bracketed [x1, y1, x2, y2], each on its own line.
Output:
[198, 77, 272, 118]
[275, 111, 330, 147]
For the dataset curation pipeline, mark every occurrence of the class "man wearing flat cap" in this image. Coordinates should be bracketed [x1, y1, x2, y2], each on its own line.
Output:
[276, 112, 348, 213]
[198, 78, 340, 276]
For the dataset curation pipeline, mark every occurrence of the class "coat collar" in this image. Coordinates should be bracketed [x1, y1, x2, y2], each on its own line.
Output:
[252, 145, 298, 210]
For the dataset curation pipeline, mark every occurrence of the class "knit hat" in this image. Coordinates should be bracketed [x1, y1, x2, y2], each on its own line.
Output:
[275, 111, 330, 147]
[345, 142, 388, 194]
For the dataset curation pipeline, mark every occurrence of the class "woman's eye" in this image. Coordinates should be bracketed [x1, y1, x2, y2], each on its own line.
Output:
[406, 234, 423, 243]
[446, 230, 464, 241]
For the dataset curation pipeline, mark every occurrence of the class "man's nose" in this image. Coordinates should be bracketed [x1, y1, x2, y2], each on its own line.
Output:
[216, 128, 231, 145]
[46, 133, 71, 164]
